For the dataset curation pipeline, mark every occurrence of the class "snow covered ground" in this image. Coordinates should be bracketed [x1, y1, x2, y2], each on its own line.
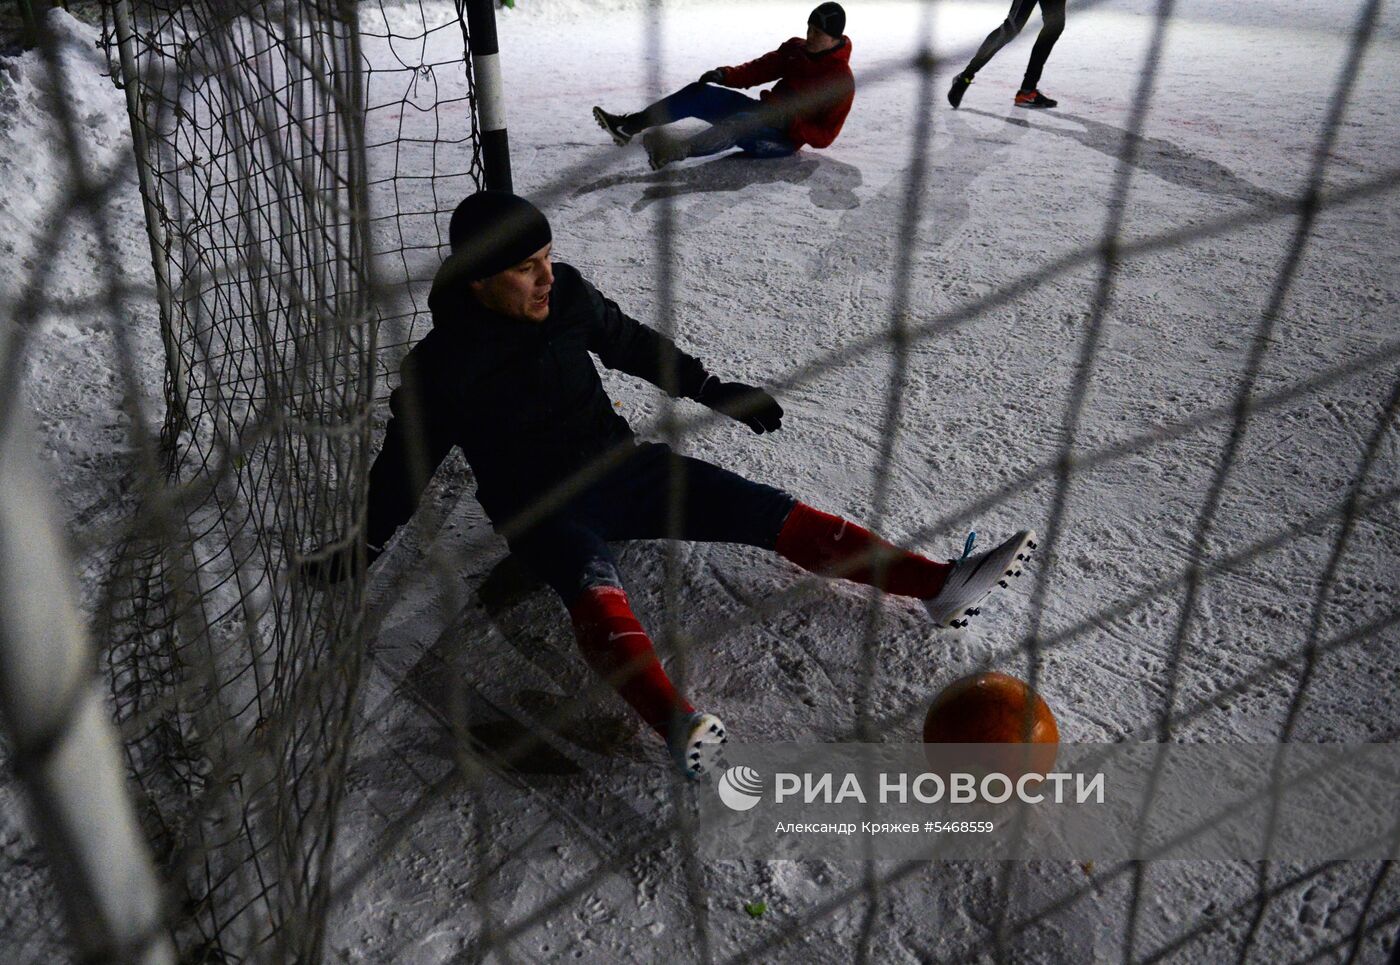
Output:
[3, 0, 1399, 961]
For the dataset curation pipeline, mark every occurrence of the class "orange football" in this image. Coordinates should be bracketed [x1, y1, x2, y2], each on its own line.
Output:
[922, 671, 1059, 776]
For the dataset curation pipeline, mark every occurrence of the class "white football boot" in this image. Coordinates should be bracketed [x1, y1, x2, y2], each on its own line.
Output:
[923, 530, 1037, 629]
[669, 711, 728, 780]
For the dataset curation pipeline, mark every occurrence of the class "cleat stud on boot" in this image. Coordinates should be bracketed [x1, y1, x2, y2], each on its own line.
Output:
[671, 711, 728, 781]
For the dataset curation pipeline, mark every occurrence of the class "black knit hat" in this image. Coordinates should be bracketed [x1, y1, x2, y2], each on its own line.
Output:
[442, 190, 552, 283]
[808, 2, 845, 39]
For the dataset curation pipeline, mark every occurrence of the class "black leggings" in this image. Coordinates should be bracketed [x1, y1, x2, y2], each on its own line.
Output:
[506, 443, 797, 606]
[963, 0, 1066, 92]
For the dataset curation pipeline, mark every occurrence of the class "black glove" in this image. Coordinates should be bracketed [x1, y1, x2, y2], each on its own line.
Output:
[698, 68, 725, 85]
[696, 377, 784, 434]
[296, 542, 381, 586]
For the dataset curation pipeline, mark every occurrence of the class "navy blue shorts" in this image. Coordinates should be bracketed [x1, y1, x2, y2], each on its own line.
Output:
[505, 443, 796, 605]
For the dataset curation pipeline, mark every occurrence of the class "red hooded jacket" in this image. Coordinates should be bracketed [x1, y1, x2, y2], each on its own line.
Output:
[718, 37, 854, 150]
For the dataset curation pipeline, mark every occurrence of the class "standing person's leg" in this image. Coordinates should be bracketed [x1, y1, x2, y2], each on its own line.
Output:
[1019, 0, 1065, 94]
[948, 0, 1038, 107]
[964, 0, 1038, 78]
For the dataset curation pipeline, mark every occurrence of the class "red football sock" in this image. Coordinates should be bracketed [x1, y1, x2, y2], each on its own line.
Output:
[569, 586, 693, 739]
[775, 502, 951, 599]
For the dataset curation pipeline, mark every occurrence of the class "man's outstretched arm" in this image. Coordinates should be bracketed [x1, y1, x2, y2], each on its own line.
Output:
[714, 44, 790, 89]
[585, 282, 708, 398]
[584, 279, 784, 434]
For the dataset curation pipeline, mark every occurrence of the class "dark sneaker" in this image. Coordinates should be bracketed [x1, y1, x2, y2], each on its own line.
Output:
[947, 73, 973, 109]
[642, 129, 691, 171]
[1014, 89, 1058, 109]
[592, 106, 634, 146]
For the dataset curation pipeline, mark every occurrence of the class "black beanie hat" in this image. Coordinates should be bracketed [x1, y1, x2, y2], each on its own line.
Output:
[443, 190, 552, 282]
[808, 2, 845, 39]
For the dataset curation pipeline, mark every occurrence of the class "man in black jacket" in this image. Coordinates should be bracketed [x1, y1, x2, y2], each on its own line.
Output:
[310, 192, 1036, 779]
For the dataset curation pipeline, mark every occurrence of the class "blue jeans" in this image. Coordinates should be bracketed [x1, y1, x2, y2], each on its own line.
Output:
[505, 443, 797, 605]
[637, 82, 797, 159]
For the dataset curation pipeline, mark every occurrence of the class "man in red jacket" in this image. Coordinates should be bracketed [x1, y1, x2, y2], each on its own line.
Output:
[593, 2, 855, 171]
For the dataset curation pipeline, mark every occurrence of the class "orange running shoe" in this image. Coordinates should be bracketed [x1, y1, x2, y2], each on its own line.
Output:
[1014, 89, 1058, 109]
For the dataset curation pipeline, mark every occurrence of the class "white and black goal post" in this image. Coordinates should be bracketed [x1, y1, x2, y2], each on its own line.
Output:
[0, 403, 174, 965]
[465, 0, 513, 191]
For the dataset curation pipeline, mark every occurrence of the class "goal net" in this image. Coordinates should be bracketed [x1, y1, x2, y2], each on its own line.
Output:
[95, 0, 484, 957]
[2, 0, 1396, 962]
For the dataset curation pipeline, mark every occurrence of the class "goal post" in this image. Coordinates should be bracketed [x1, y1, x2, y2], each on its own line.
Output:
[463, 0, 514, 191]
[0, 401, 174, 965]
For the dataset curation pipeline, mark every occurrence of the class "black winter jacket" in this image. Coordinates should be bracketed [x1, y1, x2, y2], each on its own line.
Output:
[365, 262, 710, 543]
